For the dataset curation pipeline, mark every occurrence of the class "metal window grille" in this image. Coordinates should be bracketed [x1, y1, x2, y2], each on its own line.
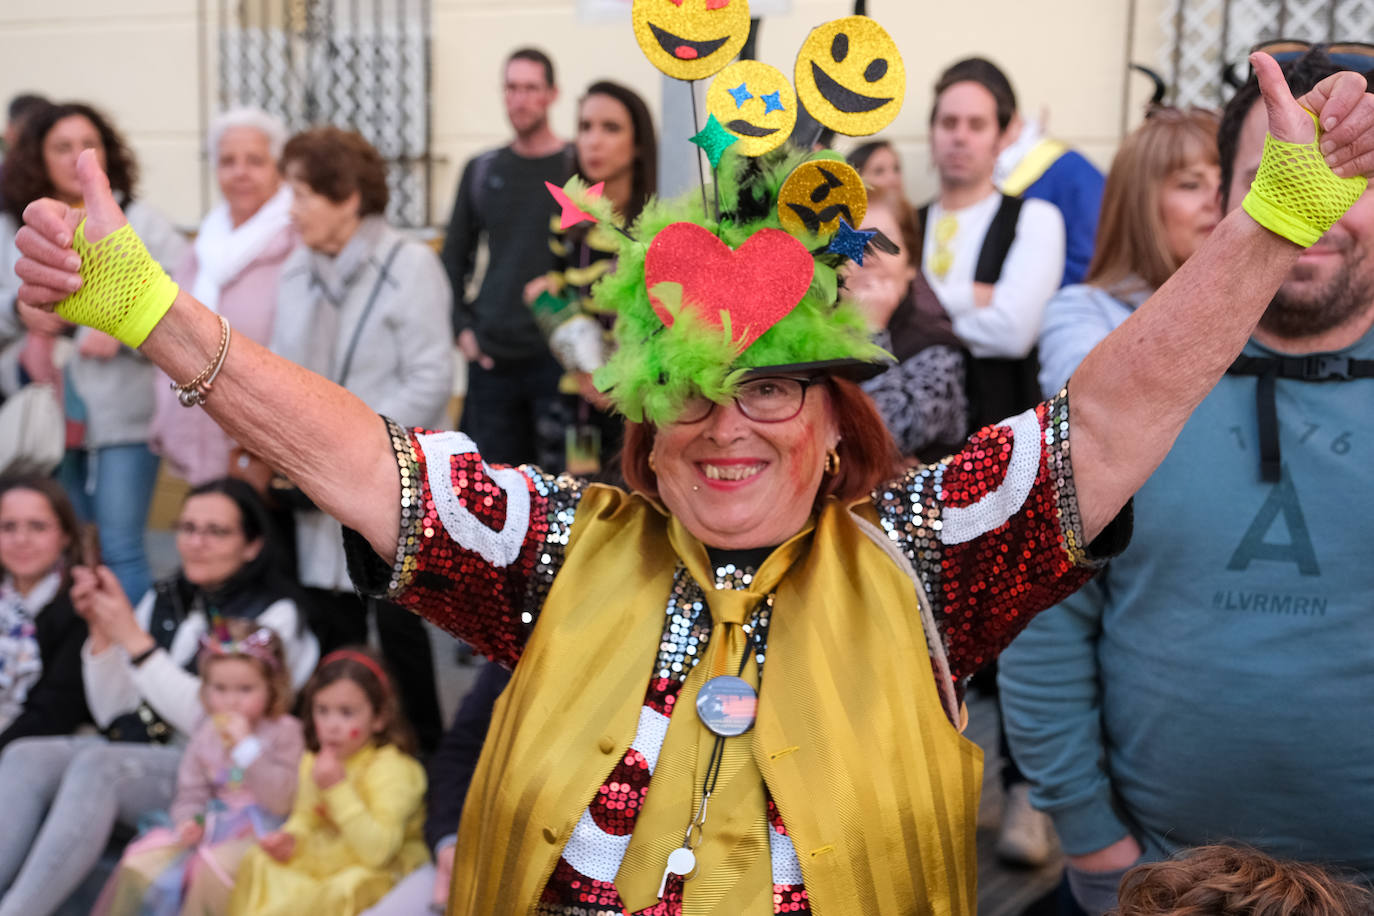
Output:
[1159, 0, 1374, 108]
[216, 0, 432, 227]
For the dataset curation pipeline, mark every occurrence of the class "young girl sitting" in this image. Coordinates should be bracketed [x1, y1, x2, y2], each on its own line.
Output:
[229, 648, 428, 916]
[96, 619, 304, 916]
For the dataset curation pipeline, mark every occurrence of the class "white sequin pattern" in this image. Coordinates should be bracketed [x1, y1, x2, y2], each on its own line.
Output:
[937, 408, 1041, 545]
[415, 431, 531, 567]
[630, 705, 671, 774]
[769, 825, 804, 885]
[562, 808, 634, 884]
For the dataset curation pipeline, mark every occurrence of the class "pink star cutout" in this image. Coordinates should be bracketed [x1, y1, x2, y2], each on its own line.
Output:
[545, 181, 604, 230]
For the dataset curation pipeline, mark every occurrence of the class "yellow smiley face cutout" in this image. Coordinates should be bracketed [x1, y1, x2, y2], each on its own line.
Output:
[705, 61, 797, 156]
[632, 0, 751, 82]
[776, 159, 868, 237]
[794, 16, 906, 136]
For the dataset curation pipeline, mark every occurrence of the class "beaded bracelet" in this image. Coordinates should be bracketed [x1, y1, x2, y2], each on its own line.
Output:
[171, 314, 231, 407]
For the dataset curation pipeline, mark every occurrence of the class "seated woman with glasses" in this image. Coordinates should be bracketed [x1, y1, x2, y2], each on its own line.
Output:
[0, 478, 316, 916]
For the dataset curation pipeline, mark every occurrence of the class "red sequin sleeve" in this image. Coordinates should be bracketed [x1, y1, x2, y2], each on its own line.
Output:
[344, 418, 584, 669]
[872, 390, 1130, 681]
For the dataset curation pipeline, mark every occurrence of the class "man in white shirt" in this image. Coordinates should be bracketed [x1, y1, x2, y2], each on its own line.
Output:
[920, 56, 1066, 870]
[921, 57, 1065, 431]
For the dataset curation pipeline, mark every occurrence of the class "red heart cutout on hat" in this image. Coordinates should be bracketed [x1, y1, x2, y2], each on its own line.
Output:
[644, 222, 815, 352]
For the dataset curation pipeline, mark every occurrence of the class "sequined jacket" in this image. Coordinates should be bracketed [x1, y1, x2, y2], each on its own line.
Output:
[347, 391, 1127, 916]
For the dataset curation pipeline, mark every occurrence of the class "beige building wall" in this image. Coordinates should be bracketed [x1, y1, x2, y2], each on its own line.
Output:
[3, 0, 1170, 229]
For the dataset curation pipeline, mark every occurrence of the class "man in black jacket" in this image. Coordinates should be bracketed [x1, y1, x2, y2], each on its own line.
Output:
[441, 48, 574, 467]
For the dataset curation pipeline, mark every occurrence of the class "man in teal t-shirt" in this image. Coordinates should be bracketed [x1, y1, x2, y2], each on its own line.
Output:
[999, 49, 1374, 916]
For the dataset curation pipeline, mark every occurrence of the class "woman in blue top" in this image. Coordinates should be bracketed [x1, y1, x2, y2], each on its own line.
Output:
[1038, 107, 1222, 396]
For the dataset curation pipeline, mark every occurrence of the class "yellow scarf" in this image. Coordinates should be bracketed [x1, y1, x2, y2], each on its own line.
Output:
[448, 485, 982, 915]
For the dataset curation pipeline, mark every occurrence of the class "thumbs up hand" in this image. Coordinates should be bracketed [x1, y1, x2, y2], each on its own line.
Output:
[1253, 51, 1374, 177]
[14, 150, 128, 308]
[14, 149, 177, 348]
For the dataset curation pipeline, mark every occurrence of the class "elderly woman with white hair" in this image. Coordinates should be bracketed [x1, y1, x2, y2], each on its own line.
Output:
[149, 107, 294, 485]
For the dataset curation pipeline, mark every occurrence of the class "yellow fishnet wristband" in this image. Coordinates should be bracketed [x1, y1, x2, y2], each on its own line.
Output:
[1243, 110, 1368, 248]
[55, 220, 179, 348]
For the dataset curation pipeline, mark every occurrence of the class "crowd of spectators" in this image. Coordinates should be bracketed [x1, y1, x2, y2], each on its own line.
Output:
[0, 36, 1372, 916]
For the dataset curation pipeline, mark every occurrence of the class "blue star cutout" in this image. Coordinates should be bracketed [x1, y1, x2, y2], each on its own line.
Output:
[690, 114, 738, 170]
[827, 218, 877, 265]
[727, 83, 753, 109]
[760, 91, 785, 114]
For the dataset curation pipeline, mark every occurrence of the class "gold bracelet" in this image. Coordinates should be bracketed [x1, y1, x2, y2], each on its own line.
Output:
[171, 315, 231, 408]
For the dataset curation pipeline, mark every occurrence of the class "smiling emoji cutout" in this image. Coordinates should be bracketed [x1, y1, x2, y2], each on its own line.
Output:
[776, 159, 868, 237]
[794, 15, 905, 136]
[632, 0, 751, 82]
[705, 61, 797, 156]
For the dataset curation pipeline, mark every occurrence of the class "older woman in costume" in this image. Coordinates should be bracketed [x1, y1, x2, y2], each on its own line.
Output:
[11, 55, 1374, 915]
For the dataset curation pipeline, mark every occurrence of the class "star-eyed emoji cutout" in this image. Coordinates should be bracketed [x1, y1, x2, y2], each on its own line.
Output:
[776, 159, 868, 237]
[689, 114, 738, 169]
[545, 181, 604, 230]
[826, 218, 877, 264]
[705, 60, 798, 157]
[794, 16, 906, 136]
[632, 0, 751, 82]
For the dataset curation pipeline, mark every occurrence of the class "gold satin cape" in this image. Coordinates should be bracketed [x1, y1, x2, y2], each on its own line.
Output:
[447, 485, 983, 916]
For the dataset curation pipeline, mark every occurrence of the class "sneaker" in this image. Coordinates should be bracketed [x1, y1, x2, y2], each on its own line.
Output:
[996, 782, 1056, 867]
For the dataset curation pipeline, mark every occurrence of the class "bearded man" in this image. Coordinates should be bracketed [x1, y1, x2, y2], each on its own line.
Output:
[998, 48, 1374, 916]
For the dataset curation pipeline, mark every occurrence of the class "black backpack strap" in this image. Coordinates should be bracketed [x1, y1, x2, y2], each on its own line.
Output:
[1225, 353, 1374, 482]
[973, 194, 1023, 285]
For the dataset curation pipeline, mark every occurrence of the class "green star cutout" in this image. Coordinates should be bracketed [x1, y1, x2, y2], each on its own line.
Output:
[690, 114, 738, 170]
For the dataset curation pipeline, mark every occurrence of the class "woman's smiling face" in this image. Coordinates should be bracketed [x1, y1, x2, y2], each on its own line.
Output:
[651, 381, 839, 549]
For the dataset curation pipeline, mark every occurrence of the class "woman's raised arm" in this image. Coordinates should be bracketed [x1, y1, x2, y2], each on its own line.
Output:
[14, 155, 402, 560]
[1070, 53, 1374, 541]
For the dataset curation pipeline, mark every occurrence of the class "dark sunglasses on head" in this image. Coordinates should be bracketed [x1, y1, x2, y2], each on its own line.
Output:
[1224, 39, 1374, 89]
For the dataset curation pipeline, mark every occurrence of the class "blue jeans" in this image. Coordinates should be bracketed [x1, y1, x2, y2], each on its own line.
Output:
[58, 443, 160, 603]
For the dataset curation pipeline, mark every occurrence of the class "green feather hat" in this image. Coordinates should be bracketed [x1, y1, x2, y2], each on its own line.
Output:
[589, 145, 891, 426]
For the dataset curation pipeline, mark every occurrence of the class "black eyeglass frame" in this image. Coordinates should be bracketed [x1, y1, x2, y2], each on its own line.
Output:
[675, 375, 823, 425]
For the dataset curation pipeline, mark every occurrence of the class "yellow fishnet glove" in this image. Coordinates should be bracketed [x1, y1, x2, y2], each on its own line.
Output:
[55, 219, 179, 348]
[1243, 110, 1368, 247]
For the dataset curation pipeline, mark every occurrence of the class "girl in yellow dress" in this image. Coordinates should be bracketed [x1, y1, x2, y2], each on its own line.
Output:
[228, 648, 427, 916]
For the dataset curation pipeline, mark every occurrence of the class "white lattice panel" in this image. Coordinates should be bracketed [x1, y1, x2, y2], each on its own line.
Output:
[219, 1, 431, 226]
[1161, 0, 1374, 108]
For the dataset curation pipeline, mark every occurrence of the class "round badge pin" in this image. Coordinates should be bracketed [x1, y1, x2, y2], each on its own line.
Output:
[696, 675, 758, 736]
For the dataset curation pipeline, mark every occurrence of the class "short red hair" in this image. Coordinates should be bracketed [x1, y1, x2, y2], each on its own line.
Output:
[622, 377, 901, 508]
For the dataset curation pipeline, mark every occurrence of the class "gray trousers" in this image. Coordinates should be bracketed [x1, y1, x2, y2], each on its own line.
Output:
[0, 736, 180, 916]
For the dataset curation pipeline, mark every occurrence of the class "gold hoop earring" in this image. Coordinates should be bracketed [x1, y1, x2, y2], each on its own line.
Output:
[824, 448, 841, 476]
[648, 452, 657, 472]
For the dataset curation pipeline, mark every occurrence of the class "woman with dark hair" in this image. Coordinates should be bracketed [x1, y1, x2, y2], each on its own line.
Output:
[0, 101, 187, 604]
[524, 80, 658, 474]
[0, 478, 315, 916]
[267, 126, 450, 755]
[0, 476, 90, 752]
[847, 191, 969, 461]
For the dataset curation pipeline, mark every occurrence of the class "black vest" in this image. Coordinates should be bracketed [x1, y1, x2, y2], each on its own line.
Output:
[918, 195, 1042, 430]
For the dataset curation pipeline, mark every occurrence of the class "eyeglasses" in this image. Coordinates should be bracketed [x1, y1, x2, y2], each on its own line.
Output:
[174, 522, 240, 540]
[676, 376, 819, 425]
[0, 519, 57, 537]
